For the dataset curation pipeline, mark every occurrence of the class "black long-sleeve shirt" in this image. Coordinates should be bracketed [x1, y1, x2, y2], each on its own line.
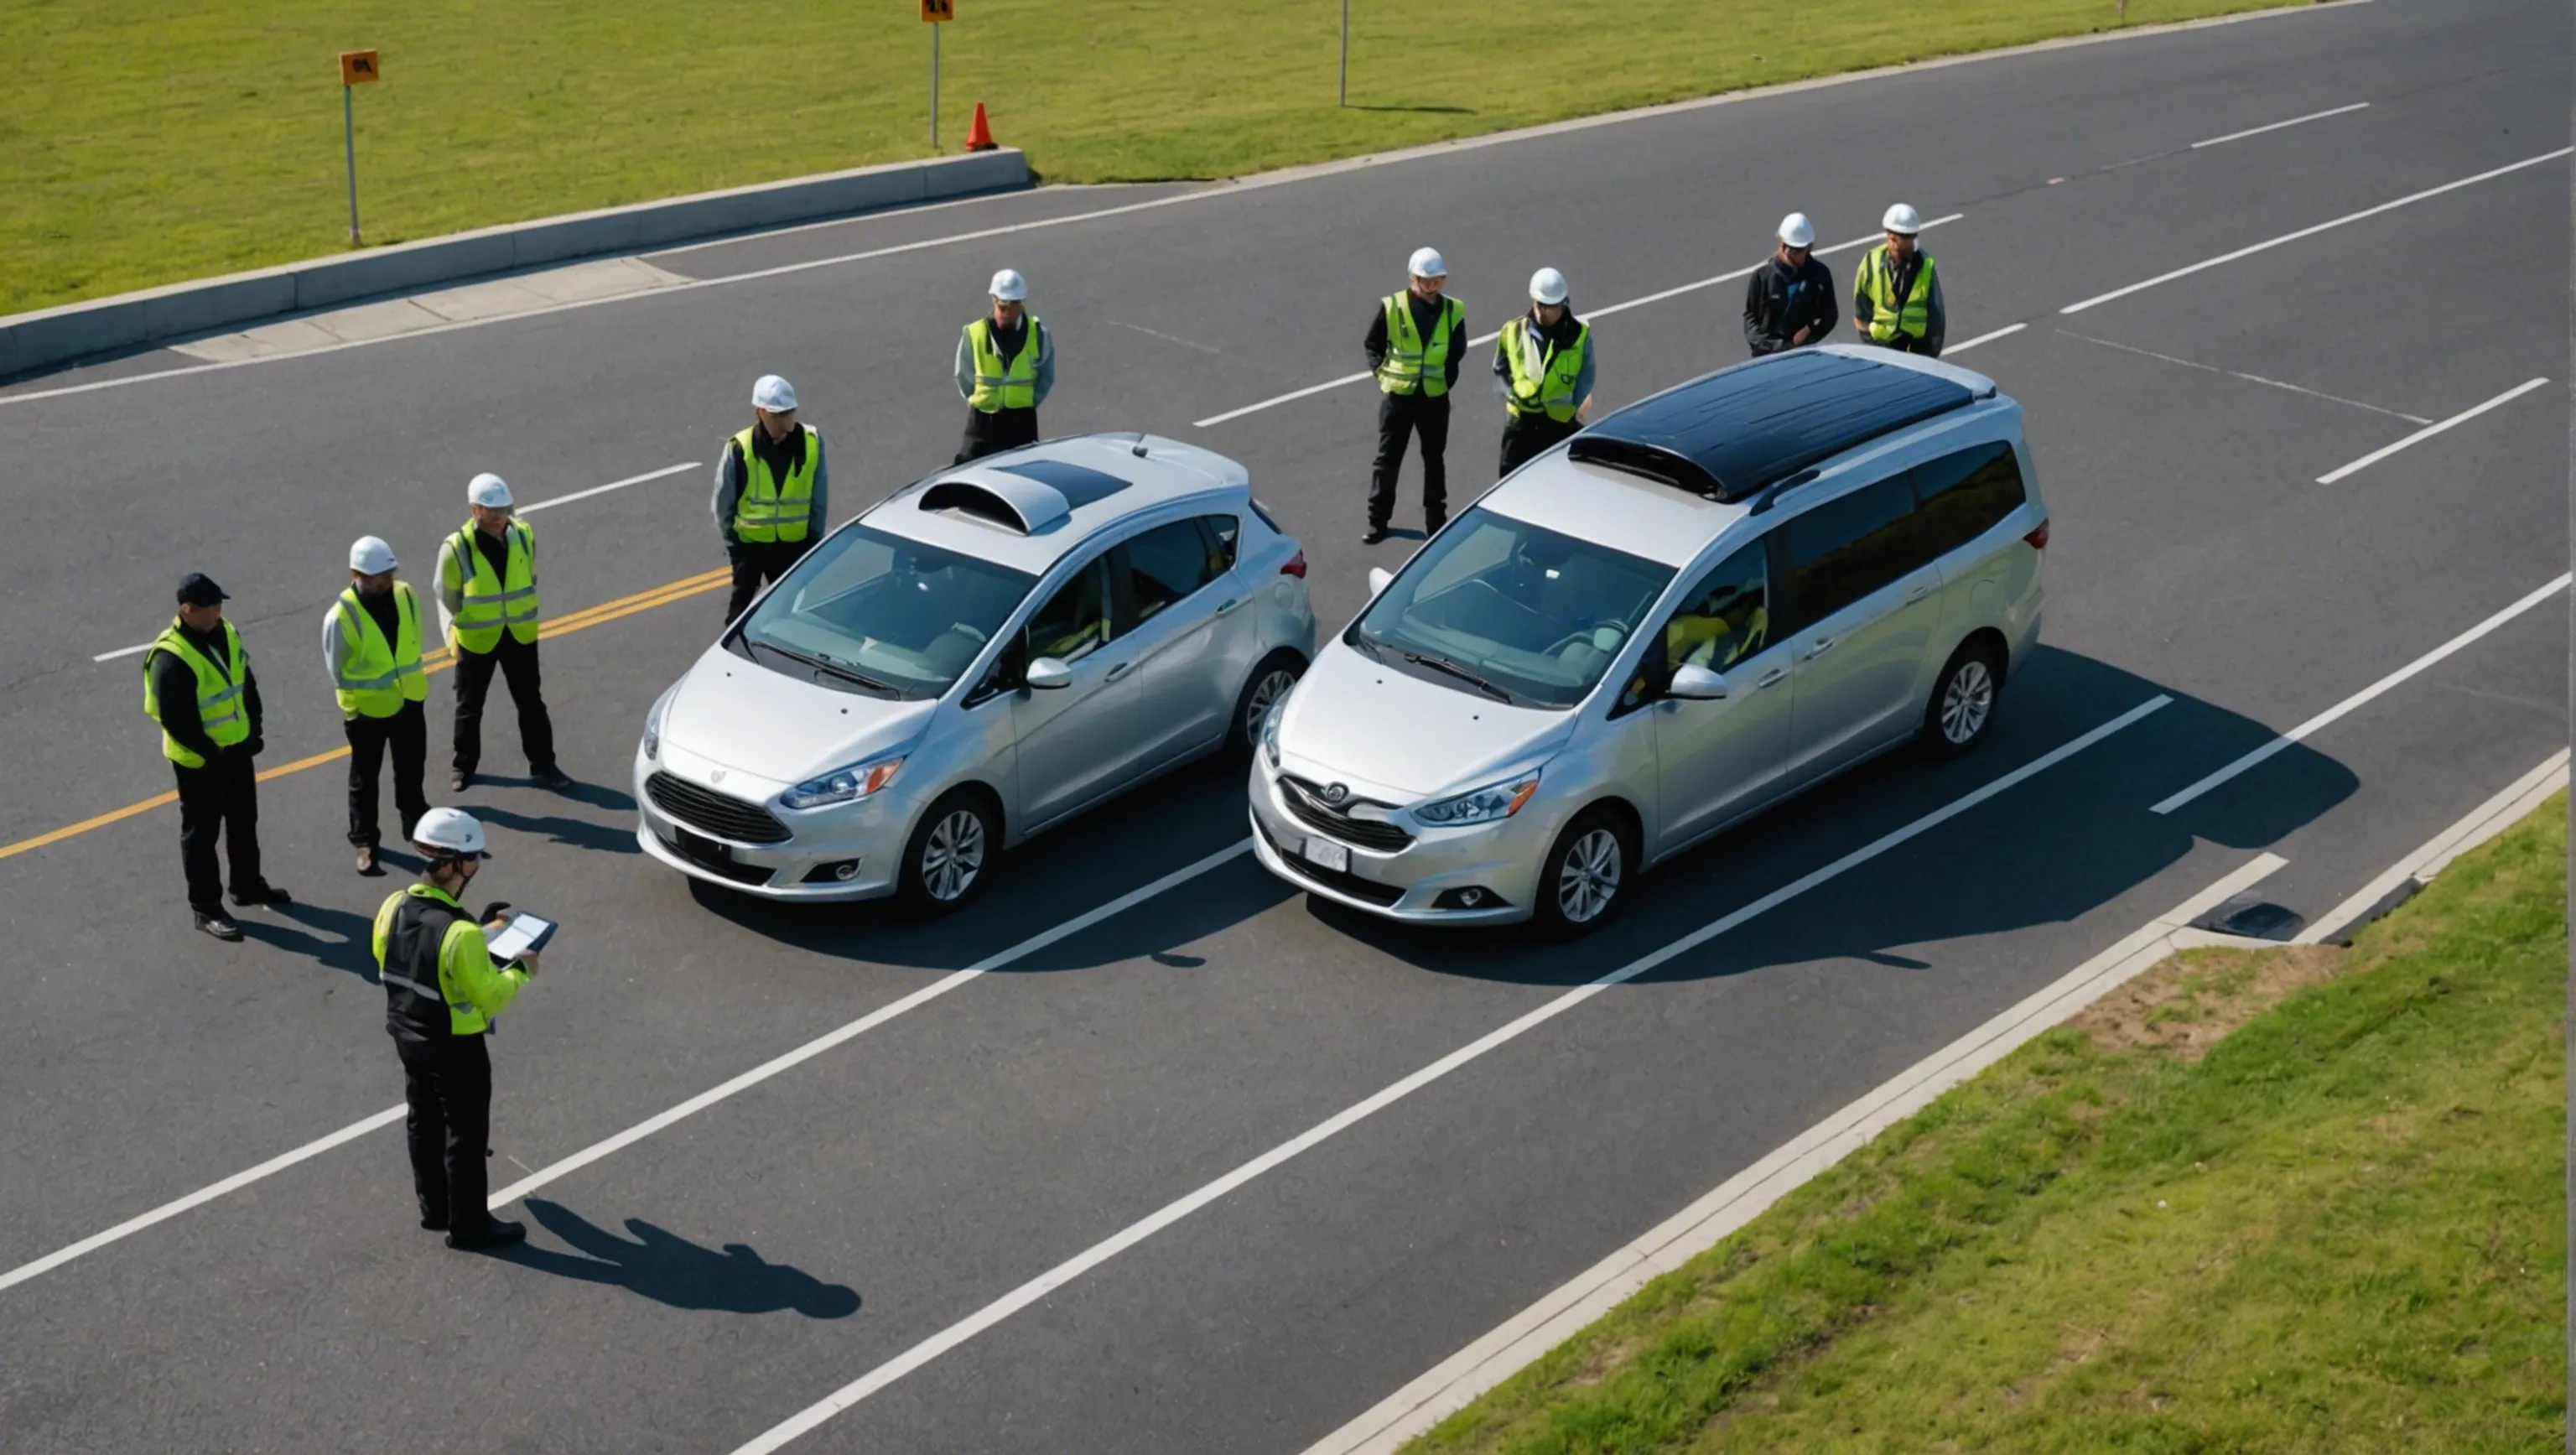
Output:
[1742, 254, 1839, 356]
[150, 621, 263, 763]
[1363, 292, 1467, 392]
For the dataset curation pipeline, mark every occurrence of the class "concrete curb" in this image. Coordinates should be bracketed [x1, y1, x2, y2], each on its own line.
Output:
[0, 148, 1026, 381]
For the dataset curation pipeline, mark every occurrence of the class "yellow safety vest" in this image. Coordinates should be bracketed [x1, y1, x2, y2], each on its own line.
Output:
[141, 619, 251, 768]
[374, 883, 527, 1038]
[332, 583, 428, 719]
[1501, 315, 1590, 423]
[730, 425, 819, 543]
[446, 521, 538, 654]
[1379, 293, 1463, 397]
[965, 316, 1045, 412]
[1858, 245, 1937, 345]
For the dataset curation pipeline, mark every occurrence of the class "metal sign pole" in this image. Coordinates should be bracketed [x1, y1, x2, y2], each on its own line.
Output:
[343, 83, 361, 244]
[1339, 0, 1350, 107]
[932, 23, 942, 150]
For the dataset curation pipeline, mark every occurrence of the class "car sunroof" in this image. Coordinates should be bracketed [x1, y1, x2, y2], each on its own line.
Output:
[990, 459, 1130, 508]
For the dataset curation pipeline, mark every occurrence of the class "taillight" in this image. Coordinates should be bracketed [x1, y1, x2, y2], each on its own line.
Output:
[2023, 520, 2051, 550]
[1280, 549, 1307, 578]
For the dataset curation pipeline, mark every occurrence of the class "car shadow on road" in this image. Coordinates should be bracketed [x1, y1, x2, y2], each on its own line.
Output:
[472, 804, 641, 855]
[496, 1198, 861, 1317]
[240, 898, 380, 981]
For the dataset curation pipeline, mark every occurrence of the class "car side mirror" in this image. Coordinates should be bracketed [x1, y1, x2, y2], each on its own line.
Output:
[1367, 566, 1394, 596]
[1025, 656, 1074, 690]
[1668, 663, 1729, 700]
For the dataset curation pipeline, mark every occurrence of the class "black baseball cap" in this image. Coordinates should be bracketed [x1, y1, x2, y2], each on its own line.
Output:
[176, 573, 229, 606]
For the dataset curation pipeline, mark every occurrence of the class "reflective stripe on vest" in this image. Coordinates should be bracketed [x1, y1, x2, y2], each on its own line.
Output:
[966, 317, 1043, 412]
[333, 583, 428, 718]
[730, 425, 818, 544]
[1378, 293, 1462, 397]
[1502, 315, 1589, 423]
[449, 521, 538, 653]
[1860, 246, 1935, 344]
[141, 619, 251, 768]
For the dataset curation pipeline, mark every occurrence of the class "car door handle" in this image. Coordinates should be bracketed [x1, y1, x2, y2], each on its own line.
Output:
[1213, 597, 1244, 616]
[1903, 581, 1933, 605]
[1754, 668, 1788, 689]
[1104, 660, 1135, 682]
[1801, 637, 1836, 661]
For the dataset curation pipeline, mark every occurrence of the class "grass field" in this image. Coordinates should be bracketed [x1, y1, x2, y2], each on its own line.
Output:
[1408, 799, 2569, 1454]
[3, 0, 2314, 315]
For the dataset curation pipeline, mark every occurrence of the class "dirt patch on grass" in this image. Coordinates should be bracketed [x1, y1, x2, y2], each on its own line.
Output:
[2073, 944, 2350, 1059]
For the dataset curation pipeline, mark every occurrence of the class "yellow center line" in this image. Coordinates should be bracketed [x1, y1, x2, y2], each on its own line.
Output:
[0, 567, 734, 865]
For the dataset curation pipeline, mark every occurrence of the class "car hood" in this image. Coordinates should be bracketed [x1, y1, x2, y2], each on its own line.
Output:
[662, 645, 937, 783]
[1276, 640, 1575, 801]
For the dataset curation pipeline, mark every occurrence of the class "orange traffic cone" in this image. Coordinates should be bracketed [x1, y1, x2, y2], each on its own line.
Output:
[963, 101, 998, 153]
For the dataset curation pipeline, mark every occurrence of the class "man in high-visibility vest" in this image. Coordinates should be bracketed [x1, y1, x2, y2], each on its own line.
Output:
[435, 473, 569, 793]
[144, 572, 288, 940]
[714, 373, 830, 623]
[1492, 267, 1597, 477]
[323, 535, 430, 876]
[953, 268, 1054, 465]
[1363, 247, 1466, 546]
[1852, 203, 1946, 357]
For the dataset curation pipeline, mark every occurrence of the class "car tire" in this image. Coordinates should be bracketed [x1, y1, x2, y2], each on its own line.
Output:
[1920, 639, 2004, 759]
[897, 789, 997, 916]
[1227, 650, 1306, 761]
[1533, 806, 1636, 942]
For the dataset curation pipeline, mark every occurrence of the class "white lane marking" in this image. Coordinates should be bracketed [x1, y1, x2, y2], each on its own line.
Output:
[2152, 572, 2573, 815]
[516, 460, 699, 514]
[2293, 748, 2569, 945]
[85, 460, 700, 661]
[0, 1105, 408, 1296]
[2313, 377, 2550, 484]
[2189, 101, 2370, 150]
[1306, 850, 2289, 1455]
[1943, 322, 2026, 356]
[0, 840, 1251, 1297]
[2056, 329, 2430, 422]
[1191, 217, 1961, 429]
[728, 694, 2174, 1453]
[2060, 148, 2572, 315]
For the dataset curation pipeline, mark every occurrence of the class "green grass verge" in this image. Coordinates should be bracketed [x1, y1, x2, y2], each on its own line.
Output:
[7, 0, 2313, 315]
[1408, 798, 2569, 1454]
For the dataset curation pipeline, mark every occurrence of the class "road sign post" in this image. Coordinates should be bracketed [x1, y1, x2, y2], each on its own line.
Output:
[338, 49, 380, 244]
[1339, 0, 1350, 107]
[922, 0, 953, 149]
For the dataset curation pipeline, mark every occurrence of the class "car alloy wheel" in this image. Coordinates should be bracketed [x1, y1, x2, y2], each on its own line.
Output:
[1243, 668, 1297, 747]
[1940, 658, 1994, 746]
[921, 808, 987, 902]
[1556, 827, 1623, 924]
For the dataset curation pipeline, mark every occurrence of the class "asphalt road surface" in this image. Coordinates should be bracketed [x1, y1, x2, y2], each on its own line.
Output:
[1, 1, 2567, 1450]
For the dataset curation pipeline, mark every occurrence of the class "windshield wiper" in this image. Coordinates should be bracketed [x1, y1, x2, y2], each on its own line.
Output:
[758, 641, 896, 693]
[1402, 651, 1514, 704]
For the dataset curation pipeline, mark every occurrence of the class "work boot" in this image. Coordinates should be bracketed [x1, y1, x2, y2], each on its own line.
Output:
[450, 769, 472, 792]
[195, 912, 244, 942]
[356, 845, 382, 876]
[531, 766, 575, 792]
[444, 1219, 527, 1251]
[230, 883, 292, 907]
[1362, 525, 1390, 546]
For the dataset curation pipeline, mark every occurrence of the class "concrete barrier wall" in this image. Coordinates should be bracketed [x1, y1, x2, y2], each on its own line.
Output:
[0, 148, 1028, 381]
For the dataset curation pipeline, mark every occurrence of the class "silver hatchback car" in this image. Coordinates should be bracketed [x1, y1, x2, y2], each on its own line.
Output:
[1252, 346, 2046, 938]
[640, 433, 1315, 910]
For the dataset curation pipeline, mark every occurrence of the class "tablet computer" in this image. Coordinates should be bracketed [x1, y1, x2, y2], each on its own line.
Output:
[485, 912, 557, 965]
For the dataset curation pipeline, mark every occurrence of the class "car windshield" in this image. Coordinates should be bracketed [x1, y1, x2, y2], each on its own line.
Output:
[735, 523, 1036, 698]
[1351, 507, 1675, 709]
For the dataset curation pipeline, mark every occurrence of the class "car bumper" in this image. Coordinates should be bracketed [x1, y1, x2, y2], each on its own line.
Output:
[1245, 763, 1550, 926]
[633, 750, 909, 902]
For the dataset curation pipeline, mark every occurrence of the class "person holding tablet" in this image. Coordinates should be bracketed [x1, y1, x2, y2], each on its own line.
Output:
[372, 807, 544, 1250]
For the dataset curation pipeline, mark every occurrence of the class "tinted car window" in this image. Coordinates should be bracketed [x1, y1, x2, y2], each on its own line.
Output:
[736, 523, 1035, 698]
[1618, 539, 1768, 713]
[1123, 517, 1228, 624]
[1783, 475, 1924, 630]
[1910, 441, 2028, 558]
[1026, 554, 1114, 663]
[1202, 513, 1239, 572]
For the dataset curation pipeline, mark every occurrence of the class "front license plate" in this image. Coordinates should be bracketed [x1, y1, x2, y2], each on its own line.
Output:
[1301, 836, 1350, 873]
[673, 826, 730, 865]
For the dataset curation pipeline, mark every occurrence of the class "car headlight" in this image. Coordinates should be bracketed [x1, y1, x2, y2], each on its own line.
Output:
[1260, 698, 1286, 770]
[641, 686, 677, 761]
[1413, 771, 1541, 827]
[778, 756, 905, 810]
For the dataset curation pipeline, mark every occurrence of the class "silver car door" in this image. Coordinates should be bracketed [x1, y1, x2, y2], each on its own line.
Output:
[1640, 539, 1798, 854]
[1778, 474, 1945, 785]
[1010, 553, 1145, 828]
[1120, 516, 1250, 768]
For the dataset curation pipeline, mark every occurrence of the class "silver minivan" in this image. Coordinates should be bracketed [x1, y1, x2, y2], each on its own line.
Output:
[1251, 346, 2046, 938]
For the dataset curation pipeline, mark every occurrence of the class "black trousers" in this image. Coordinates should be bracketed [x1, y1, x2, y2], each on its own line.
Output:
[1368, 391, 1451, 529]
[345, 699, 429, 849]
[172, 751, 263, 915]
[451, 634, 557, 777]
[956, 405, 1039, 464]
[724, 538, 813, 624]
[1499, 413, 1581, 478]
[395, 1034, 493, 1234]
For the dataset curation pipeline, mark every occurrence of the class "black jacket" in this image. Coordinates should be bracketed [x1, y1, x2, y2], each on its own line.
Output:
[1743, 254, 1839, 356]
[149, 621, 264, 764]
[1363, 292, 1467, 392]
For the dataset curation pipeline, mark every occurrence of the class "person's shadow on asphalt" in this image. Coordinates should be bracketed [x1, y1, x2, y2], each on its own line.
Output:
[240, 900, 380, 981]
[503, 1198, 861, 1317]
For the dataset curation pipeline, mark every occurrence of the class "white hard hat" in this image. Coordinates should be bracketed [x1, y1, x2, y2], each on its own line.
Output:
[467, 472, 513, 509]
[1778, 212, 1816, 249]
[1407, 247, 1447, 279]
[752, 373, 798, 412]
[412, 806, 490, 860]
[1528, 268, 1569, 306]
[988, 268, 1028, 301]
[348, 535, 397, 574]
[1881, 203, 1923, 236]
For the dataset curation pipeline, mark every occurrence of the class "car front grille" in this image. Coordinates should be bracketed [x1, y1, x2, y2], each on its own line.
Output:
[1259, 821, 1405, 907]
[1277, 775, 1415, 852]
[646, 771, 791, 844]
